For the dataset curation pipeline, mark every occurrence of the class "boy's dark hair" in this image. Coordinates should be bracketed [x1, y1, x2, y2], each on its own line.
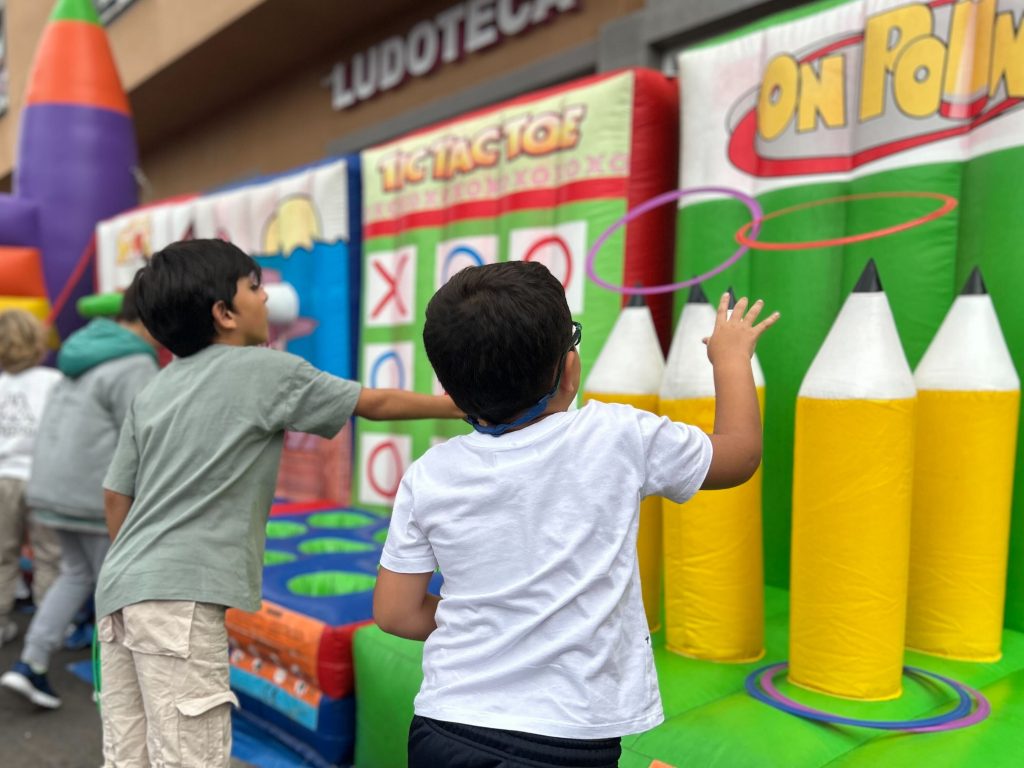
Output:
[115, 277, 142, 323]
[424, 261, 572, 423]
[133, 239, 261, 357]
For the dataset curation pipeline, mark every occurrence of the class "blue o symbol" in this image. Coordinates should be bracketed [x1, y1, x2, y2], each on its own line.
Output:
[442, 245, 485, 282]
[370, 351, 406, 389]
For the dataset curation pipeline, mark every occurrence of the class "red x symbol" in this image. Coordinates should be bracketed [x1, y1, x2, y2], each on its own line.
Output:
[371, 252, 409, 319]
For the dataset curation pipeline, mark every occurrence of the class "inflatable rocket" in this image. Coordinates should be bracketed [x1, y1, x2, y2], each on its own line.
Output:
[0, 0, 137, 339]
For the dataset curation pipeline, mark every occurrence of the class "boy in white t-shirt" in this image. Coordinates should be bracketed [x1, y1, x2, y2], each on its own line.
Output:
[374, 260, 780, 767]
[0, 310, 62, 646]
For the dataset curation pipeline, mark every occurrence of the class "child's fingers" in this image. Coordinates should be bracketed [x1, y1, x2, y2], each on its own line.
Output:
[753, 310, 781, 335]
[702, 336, 710, 345]
[716, 291, 730, 326]
[732, 296, 749, 320]
[742, 298, 764, 324]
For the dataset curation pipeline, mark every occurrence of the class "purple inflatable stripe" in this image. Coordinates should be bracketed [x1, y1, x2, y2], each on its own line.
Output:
[16, 103, 137, 337]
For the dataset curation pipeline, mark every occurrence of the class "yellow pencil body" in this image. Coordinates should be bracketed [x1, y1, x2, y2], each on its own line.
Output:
[790, 397, 915, 701]
[583, 391, 662, 632]
[906, 390, 1020, 661]
[660, 391, 765, 662]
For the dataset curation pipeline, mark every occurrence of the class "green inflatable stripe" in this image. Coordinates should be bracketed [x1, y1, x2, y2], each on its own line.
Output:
[263, 550, 296, 566]
[373, 529, 388, 545]
[354, 624, 425, 768]
[76, 293, 123, 319]
[298, 537, 376, 555]
[287, 570, 376, 597]
[307, 511, 375, 529]
[265, 521, 307, 539]
[955, 147, 1024, 633]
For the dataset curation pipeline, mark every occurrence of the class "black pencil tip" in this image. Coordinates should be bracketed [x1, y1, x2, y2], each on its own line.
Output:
[853, 259, 882, 293]
[960, 266, 987, 296]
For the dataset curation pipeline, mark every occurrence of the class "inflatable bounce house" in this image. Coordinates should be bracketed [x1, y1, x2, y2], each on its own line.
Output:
[350, 2, 1024, 767]
[84, 0, 1024, 766]
[0, 0, 137, 339]
[95, 155, 362, 502]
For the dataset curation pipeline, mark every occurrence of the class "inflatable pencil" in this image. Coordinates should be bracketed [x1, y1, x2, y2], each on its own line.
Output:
[907, 267, 1020, 661]
[583, 294, 665, 631]
[790, 260, 915, 700]
[660, 284, 764, 661]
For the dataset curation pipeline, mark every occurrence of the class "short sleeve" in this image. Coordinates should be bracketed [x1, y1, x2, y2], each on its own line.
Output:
[282, 359, 362, 438]
[379, 473, 437, 574]
[104, 406, 139, 496]
[638, 410, 713, 503]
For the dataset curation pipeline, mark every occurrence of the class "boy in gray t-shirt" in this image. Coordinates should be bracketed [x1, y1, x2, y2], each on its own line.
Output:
[95, 239, 460, 767]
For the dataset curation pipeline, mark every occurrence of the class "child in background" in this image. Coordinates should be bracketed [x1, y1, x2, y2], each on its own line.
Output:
[374, 261, 779, 767]
[94, 239, 461, 767]
[1, 283, 158, 708]
[0, 310, 62, 646]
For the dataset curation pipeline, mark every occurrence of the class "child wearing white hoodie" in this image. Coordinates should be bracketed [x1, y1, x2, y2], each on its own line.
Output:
[0, 310, 61, 648]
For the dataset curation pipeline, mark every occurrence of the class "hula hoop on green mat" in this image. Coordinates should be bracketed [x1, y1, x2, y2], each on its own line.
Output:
[745, 662, 988, 731]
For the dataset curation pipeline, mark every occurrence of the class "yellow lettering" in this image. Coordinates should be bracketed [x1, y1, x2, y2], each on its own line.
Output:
[504, 115, 531, 160]
[378, 153, 403, 193]
[559, 105, 587, 149]
[944, 0, 995, 101]
[797, 55, 847, 133]
[758, 54, 799, 140]
[860, 4, 933, 121]
[893, 36, 945, 118]
[990, 10, 1024, 97]
[522, 113, 562, 156]
[470, 126, 501, 168]
[448, 138, 475, 175]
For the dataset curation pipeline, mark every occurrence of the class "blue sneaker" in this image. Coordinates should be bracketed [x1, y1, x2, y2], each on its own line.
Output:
[64, 622, 94, 651]
[0, 661, 61, 709]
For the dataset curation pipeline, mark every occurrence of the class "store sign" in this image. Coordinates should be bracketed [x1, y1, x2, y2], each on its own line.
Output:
[326, 0, 580, 111]
[93, 0, 140, 25]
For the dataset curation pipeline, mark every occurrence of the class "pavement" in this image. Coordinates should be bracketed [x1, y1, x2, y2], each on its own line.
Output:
[1, 608, 103, 768]
[1, 606, 254, 768]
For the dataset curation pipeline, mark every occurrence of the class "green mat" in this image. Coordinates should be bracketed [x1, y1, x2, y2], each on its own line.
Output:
[353, 587, 1024, 768]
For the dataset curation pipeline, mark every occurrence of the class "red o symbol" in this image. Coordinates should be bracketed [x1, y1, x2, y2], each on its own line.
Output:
[367, 441, 403, 499]
[523, 235, 572, 290]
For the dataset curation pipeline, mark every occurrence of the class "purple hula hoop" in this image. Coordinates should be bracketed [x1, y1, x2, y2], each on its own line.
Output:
[584, 186, 762, 296]
[751, 662, 989, 732]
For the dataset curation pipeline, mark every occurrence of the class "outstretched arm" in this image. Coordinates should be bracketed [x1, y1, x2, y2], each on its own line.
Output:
[701, 293, 780, 490]
[105, 489, 133, 540]
[373, 568, 439, 641]
[355, 389, 463, 421]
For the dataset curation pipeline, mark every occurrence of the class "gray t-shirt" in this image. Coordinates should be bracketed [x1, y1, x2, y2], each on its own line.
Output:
[95, 344, 361, 619]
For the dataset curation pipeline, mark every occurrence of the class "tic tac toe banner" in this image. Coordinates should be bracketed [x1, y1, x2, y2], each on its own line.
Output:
[357, 68, 679, 514]
[95, 156, 362, 503]
[674, 0, 1024, 629]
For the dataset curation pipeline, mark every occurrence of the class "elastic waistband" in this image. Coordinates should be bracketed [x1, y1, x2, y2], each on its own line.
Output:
[414, 715, 622, 767]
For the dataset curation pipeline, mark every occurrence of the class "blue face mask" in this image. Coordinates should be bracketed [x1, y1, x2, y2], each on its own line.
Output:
[466, 321, 582, 437]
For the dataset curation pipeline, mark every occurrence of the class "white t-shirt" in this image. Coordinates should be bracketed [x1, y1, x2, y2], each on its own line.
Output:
[0, 366, 62, 481]
[381, 400, 713, 739]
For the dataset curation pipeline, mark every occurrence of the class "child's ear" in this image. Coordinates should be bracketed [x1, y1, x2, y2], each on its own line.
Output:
[560, 349, 581, 394]
[211, 300, 237, 331]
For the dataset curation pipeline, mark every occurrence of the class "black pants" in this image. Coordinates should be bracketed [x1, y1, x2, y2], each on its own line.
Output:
[408, 715, 622, 768]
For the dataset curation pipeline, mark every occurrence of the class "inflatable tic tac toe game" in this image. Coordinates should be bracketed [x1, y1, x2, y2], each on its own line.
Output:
[354, 68, 679, 519]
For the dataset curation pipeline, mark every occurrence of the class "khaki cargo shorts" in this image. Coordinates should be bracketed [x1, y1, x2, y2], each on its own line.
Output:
[98, 600, 239, 768]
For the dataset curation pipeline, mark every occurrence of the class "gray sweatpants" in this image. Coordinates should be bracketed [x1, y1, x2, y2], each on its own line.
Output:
[22, 528, 109, 671]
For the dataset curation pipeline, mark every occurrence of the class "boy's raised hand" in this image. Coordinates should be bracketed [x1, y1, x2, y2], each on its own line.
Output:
[703, 292, 780, 364]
